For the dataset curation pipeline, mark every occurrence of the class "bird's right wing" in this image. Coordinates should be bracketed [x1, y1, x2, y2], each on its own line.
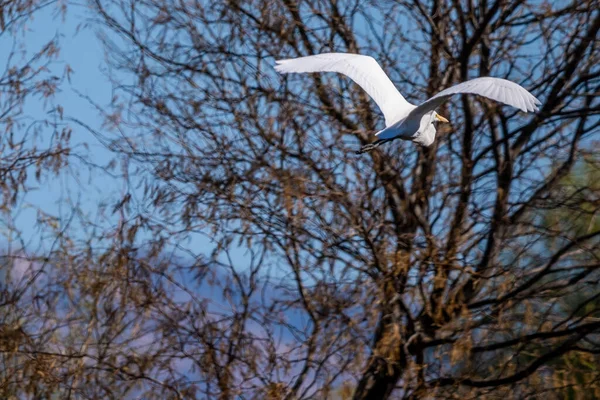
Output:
[275, 53, 411, 126]
[408, 77, 541, 119]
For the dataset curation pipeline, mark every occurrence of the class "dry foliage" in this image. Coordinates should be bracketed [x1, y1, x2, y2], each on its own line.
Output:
[1, 0, 600, 399]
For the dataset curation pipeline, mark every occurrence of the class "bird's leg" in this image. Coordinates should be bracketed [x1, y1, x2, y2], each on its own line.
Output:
[355, 138, 392, 154]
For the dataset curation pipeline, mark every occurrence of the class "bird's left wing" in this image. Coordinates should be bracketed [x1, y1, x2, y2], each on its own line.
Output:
[408, 77, 541, 119]
[275, 53, 411, 126]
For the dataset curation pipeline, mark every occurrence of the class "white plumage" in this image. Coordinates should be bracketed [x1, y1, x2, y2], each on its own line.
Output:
[274, 53, 541, 152]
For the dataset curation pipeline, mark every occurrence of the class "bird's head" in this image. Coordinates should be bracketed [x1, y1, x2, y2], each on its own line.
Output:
[434, 112, 449, 124]
[415, 112, 450, 147]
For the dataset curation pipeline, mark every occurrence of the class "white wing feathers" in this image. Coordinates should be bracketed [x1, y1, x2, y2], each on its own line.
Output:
[409, 77, 541, 118]
[275, 53, 410, 126]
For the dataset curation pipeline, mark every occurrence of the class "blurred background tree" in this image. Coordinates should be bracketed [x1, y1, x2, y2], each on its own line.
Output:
[1, 0, 599, 399]
[523, 156, 600, 399]
[0, 1, 74, 397]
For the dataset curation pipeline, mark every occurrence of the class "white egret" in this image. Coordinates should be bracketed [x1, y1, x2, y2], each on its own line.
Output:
[274, 53, 541, 153]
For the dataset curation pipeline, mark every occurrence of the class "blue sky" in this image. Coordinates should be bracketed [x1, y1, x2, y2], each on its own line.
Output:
[0, 4, 235, 262]
[0, 4, 115, 248]
[4, 1, 589, 280]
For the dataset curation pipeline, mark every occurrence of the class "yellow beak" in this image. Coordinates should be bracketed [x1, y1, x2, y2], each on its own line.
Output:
[435, 114, 449, 123]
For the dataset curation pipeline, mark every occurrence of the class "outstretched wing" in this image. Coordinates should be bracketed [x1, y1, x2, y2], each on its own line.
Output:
[408, 77, 541, 119]
[275, 53, 411, 126]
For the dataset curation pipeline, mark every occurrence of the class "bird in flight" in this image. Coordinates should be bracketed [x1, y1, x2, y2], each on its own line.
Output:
[274, 53, 541, 154]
